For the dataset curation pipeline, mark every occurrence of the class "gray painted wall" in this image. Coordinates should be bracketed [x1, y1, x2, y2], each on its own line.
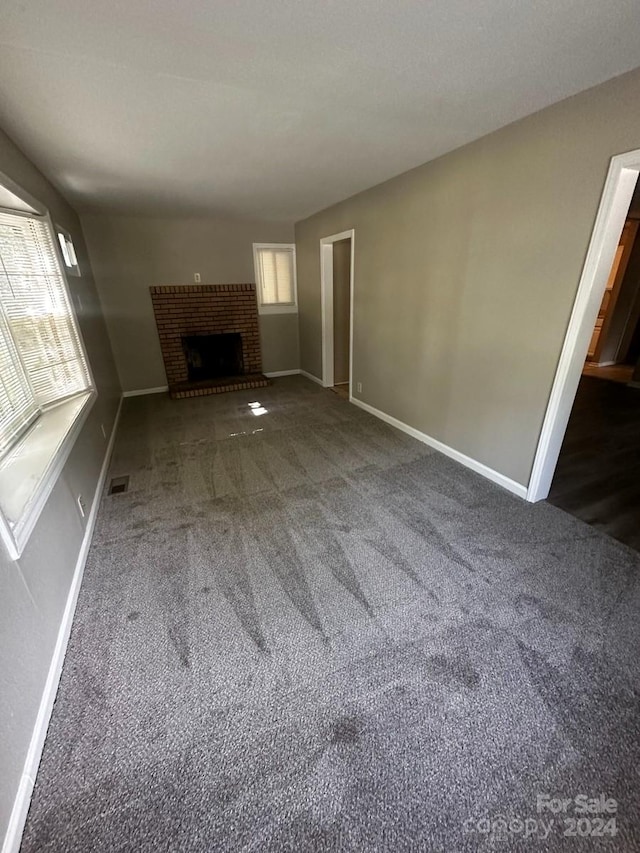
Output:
[296, 68, 640, 487]
[81, 214, 299, 391]
[0, 130, 121, 843]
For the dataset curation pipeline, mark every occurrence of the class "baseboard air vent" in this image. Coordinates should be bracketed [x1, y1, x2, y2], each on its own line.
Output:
[108, 475, 130, 495]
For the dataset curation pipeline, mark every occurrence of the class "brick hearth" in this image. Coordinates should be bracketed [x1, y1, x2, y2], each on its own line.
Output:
[149, 283, 268, 398]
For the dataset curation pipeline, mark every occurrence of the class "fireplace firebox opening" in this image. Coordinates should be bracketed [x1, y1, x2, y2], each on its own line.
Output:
[182, 333, 244, 382]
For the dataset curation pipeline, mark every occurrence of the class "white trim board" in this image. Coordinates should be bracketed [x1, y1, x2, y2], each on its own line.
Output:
[320, 230, 355, 390]
[527, 149, 640, 502]
[266, 369, 324, 385]
[2, 395, 123, 853]
[0, 391, 96, 561]
[350, 397, 527, 499]
[122, 386, 168, 398]
[299, 370, 324, 386]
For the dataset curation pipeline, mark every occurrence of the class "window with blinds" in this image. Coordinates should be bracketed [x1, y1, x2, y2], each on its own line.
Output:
[0, 211, 91, 455]
[253, 244, 297, 311]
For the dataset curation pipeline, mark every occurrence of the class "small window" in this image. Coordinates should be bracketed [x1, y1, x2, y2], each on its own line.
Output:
[57, 227, 80, 276]
[0, 208, 94, 558]
[253, 243, 297, 313]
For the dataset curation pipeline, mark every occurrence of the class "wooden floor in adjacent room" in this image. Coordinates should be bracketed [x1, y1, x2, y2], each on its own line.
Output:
[548, 372, 640, 551]
[330, 383, 350, 401]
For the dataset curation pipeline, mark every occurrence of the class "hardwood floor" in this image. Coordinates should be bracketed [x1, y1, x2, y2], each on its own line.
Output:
[330, 383, 350, 400]
[582, 362, 634, 383]
[548, 374, 640, 550]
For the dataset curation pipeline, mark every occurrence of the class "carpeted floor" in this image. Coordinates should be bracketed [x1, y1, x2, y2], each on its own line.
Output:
[22, 376, 640, 851]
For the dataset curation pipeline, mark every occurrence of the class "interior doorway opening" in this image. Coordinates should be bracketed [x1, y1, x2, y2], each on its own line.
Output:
[546, 180, 640, 549]
[320, 230, 355, 398]
[584, 205, 640, 377]
[527, 150, 640, 504]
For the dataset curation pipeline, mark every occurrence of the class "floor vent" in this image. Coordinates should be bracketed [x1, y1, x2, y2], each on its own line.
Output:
[108, 475, 130, 495]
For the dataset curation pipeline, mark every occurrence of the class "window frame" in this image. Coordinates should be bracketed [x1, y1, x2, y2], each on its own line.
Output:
[0, 177, 96, 560]
[252, 242, 298, 314]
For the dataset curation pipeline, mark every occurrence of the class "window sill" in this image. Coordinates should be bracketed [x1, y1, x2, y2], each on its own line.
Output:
[258, 305, 298, 315]
[0, 390, 96, 560]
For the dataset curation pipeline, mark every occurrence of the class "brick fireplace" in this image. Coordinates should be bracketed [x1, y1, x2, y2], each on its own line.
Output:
[149, 283, 269, 399]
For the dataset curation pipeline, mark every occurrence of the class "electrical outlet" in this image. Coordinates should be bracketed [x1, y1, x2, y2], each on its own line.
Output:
[77, 494, 86, 518]
[194, 272, 201, 283]
[100, 423, 106, 439]
[356, 382, 362, 393]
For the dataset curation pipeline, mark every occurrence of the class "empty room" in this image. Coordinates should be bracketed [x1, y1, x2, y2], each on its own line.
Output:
[1, 2, 640, 851]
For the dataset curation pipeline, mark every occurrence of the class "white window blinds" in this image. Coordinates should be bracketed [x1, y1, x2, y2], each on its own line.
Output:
[0, 211, 90, 453]
[255, 246, 295, 306]
[0, 306, 38, 454]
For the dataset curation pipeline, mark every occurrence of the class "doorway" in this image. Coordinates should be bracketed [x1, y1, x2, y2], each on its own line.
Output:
[320, 230, 355, 397]
[527, 150, 640, 503]
[545, 181, 640, 548]
[585, 215, 640, 373]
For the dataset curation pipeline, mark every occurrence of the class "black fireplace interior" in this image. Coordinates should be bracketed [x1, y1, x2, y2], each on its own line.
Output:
[182, 333, 244, 381]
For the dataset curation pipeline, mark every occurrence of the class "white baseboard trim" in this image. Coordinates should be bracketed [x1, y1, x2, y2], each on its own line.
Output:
[299, 370, 324, 386]
[349, 397, 527, 499]
[122, 386, 168, 398]
[2, 395, 123, 853]
[264, 370, 301, 378]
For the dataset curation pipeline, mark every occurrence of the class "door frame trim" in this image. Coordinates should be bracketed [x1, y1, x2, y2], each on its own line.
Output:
[320, 229, 355, 395]
[527, 150, 640, 502]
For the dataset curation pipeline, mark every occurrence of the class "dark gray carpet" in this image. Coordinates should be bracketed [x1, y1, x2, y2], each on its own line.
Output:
[22, 377, 640, 851]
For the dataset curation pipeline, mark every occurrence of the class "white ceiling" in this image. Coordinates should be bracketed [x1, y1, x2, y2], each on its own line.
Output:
[0, 0, 639, 222]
